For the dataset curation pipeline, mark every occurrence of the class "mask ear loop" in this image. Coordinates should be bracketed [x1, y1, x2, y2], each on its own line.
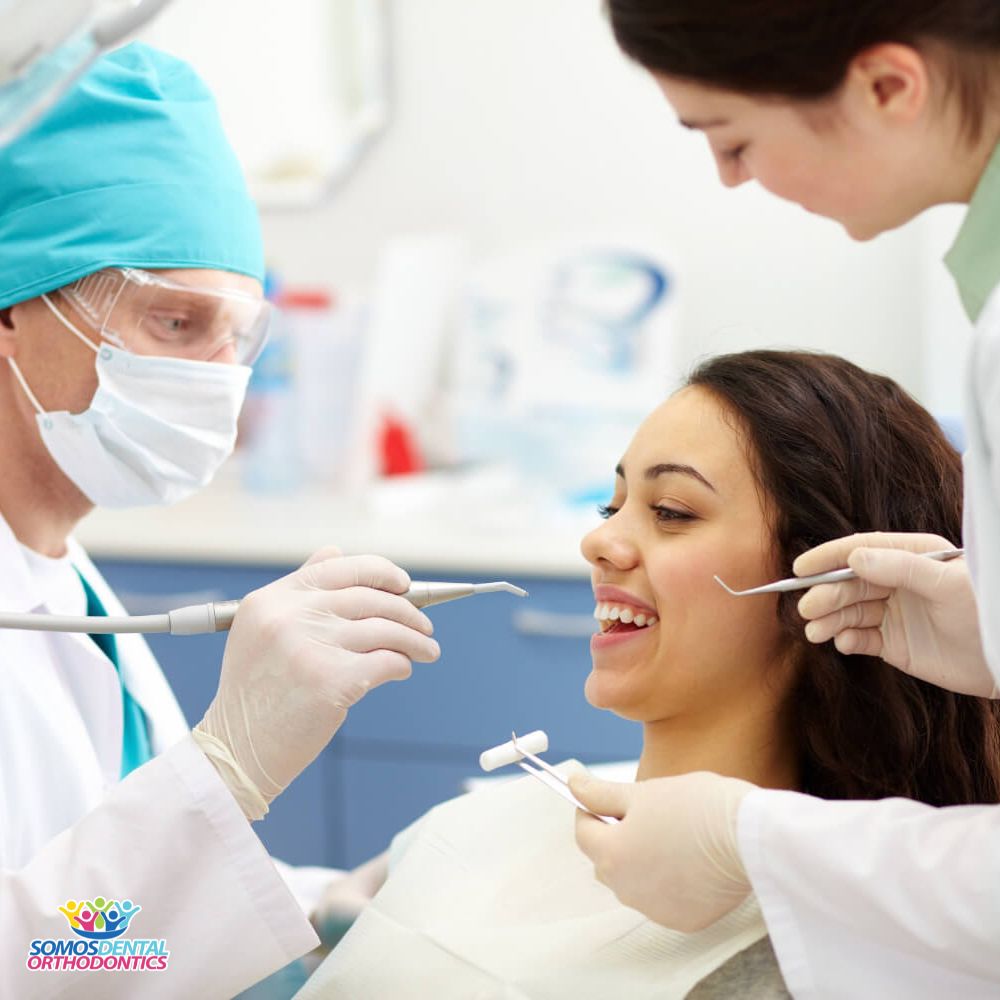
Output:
[7, 294, 106, 416]
[6, 354, 46, 416]
[41, 294, 101, 355]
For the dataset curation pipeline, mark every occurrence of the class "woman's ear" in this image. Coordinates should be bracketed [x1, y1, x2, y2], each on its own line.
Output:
[845, 43, 930, 126]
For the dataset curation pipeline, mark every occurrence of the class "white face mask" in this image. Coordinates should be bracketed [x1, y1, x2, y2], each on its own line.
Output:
[7, 295, 251, 508]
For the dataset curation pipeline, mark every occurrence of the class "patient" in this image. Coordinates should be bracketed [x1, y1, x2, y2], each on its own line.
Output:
[299, 351, 1000, 999]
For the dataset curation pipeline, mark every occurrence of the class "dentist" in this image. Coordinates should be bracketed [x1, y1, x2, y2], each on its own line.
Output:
[0, 43, 439, 999]
[571, 3, 1000, 997]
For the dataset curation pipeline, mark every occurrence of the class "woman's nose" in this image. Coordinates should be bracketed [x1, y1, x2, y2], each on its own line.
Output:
[581, 517, 640, 571]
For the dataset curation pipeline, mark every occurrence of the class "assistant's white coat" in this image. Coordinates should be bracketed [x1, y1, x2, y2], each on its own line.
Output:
[736, 284, 1000, 999]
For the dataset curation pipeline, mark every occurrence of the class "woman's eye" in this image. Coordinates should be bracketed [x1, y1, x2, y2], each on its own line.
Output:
[651, 505, 693, 523]
[597, 503, 619, 520]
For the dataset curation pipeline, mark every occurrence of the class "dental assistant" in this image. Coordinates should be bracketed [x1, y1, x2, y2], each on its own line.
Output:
[570, 3, 1000, 997]
[0, 44, 439, 999]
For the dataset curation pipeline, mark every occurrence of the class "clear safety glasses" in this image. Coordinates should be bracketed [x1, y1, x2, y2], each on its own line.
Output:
[58, 267, 271, 364]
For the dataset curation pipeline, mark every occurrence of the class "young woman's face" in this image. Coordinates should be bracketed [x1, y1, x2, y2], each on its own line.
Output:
[654, 75, 937, 240]
[580, 386, 794, 724]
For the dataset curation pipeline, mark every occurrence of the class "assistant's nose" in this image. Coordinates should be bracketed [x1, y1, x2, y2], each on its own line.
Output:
[713, 151, 751, 189]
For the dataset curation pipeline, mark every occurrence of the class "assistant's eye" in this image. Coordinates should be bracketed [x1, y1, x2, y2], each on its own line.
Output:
[651, 505, 694, 524]
[597, 503, 619, 520]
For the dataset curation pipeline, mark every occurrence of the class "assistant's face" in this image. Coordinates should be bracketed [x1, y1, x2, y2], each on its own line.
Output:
[654, 74, 936, 240]
[581, 386, 793, 725]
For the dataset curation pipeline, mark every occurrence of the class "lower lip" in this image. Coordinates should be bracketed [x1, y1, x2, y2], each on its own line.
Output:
[590, 625, 657, 651]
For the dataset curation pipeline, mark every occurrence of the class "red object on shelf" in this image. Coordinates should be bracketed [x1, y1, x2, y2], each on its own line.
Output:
[379, 410, 425, 476]
[279, 288, 335, 310]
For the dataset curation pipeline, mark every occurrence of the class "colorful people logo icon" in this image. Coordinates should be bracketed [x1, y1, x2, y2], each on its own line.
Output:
[58, 897, 142, 939]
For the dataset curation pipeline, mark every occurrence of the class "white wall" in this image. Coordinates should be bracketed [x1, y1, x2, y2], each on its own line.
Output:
[149, 0, 966, 403]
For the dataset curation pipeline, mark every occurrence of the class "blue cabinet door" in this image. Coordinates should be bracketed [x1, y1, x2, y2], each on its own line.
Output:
[94, 558, 339, 866]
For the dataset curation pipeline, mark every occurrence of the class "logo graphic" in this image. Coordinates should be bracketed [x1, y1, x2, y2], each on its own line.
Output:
[26, 897, 169, 973]
[58, 898, 142, 940]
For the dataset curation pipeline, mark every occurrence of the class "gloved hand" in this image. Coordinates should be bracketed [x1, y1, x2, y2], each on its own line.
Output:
[568, 771, 754, 932]
[193, 547, 440, 820]
[794, 531, 996, 697]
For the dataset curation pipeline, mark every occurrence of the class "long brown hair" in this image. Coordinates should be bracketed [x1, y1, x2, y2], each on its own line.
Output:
[606, 1, 1000, 140]
[688, 350, 1000, 806]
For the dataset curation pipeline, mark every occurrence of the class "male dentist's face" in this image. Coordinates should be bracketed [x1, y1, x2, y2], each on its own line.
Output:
[1, 268, 261, 420]
[581, 386, 793, 726]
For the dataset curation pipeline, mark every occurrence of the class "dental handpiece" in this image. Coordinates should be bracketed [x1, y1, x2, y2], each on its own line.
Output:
[0, 580, 528, 636]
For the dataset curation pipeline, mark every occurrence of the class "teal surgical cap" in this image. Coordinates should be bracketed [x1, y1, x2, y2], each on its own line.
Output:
[0, 43, 264, 310]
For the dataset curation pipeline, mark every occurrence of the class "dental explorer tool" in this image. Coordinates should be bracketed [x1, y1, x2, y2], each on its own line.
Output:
[479, 731, 619, 825]
[714, 547, 964, 597]
[0, 580, 528, 636]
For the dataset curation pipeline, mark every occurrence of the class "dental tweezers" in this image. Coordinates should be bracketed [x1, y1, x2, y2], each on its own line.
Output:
[509, 732, 619, 825]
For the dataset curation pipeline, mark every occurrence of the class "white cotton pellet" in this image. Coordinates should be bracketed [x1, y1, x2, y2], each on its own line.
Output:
[479, 730, 549, 772]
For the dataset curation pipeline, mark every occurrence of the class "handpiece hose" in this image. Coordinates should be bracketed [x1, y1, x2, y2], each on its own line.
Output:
[0, 581, 528, 636]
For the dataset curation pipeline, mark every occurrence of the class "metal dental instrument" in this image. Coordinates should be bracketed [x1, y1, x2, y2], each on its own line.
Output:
[714, 548, 965, 597]
[0, 580, 528, 636]
[405, 580, 528, 609]
[481, 731, 619, 825]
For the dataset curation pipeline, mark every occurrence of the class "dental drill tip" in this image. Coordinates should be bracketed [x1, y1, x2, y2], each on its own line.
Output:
[713, 575, 740, 596]
[472, 582, 529, 598]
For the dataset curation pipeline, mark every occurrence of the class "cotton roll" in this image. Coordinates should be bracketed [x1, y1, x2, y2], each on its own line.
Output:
[479, 730, 549, 772]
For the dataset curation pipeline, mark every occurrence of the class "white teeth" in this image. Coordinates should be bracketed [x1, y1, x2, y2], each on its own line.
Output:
[593, 603, 658, 628]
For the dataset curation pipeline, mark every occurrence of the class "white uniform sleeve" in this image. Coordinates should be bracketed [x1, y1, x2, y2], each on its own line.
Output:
[271, 860, 343, 919]
[0, 735, 319, 1000]
[739, 788, 1000, 999]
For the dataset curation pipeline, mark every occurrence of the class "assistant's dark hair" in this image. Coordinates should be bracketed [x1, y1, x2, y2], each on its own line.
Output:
[687, 350, 1000, 806]
[607, 1, 1000, 140]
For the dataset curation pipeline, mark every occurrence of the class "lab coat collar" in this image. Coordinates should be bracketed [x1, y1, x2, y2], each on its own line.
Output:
[945, 138, 1000, 323]
[0, 512, 46, 613]
[0, 507, 190, 756]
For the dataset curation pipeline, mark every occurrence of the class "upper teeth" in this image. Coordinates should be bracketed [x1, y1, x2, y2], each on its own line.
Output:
[593, 603, 658, 627]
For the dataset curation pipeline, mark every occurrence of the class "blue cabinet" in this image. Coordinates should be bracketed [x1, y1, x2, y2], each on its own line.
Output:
[95, 559, 641, 869]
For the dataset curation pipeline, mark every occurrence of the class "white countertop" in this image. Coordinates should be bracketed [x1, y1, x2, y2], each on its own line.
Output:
[75, 465, 593, 578]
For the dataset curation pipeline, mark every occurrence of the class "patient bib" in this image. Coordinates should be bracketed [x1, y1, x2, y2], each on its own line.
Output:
[298, 762, 768, 999]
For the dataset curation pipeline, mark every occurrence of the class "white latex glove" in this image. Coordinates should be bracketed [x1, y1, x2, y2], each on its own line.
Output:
[569, 771, 754, 932]
[193, 547, 440, 820]
[310, 852, 389, 948]
[794, 531, 997, 697]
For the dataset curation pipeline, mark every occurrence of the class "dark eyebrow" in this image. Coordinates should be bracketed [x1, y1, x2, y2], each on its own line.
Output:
[615, 462, 717, 493]
[678, 117, 729, 131]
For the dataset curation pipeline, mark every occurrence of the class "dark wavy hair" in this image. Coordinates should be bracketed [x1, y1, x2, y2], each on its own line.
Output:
[606, 1, 1000, 141]
[688, 350, 1000, 806]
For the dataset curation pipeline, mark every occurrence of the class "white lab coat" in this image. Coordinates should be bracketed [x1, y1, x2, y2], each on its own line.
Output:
[737, 284, 1000, 999]
[0, 516, 322, 999]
